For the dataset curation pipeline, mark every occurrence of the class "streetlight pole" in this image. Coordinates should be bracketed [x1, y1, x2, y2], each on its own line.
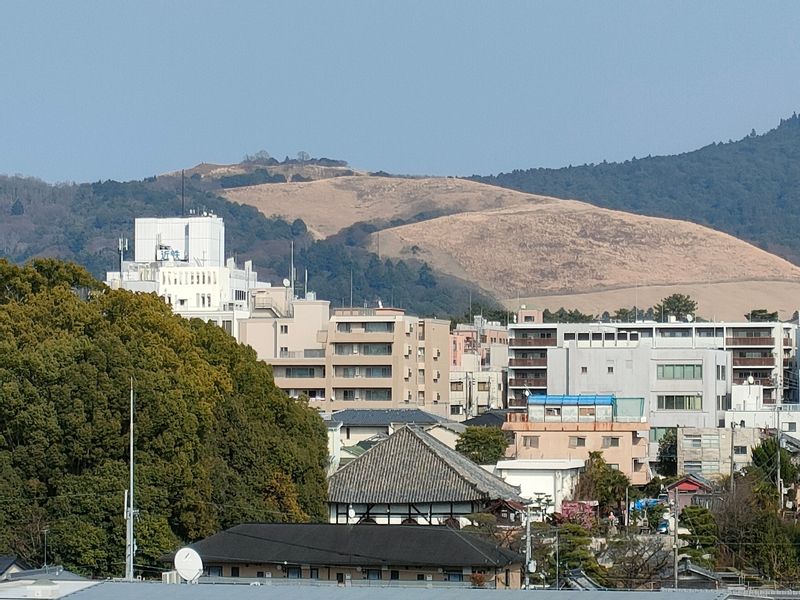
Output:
[43, 529, 48, 569]
[524, 503, 531, 589]
[673, 487, 679, 589]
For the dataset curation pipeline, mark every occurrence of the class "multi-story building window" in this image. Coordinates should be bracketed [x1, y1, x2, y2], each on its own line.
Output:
[657, 395, 702, 410]
[657, 364, 702, 379]
[365, 322, 394, 333]
[568, 436, 586, 448]
[364, 366, 391, 378]
[450, 381, 464, 391]
[523, 435, 539, 448]
[285, 367, 315, 378]
[602, 436, 620, 448]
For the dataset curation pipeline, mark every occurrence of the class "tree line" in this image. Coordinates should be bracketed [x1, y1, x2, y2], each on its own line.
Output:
[0, 259, 329, 577]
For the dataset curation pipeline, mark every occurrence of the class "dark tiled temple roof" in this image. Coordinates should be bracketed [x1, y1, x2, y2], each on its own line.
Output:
[328, 426, 522, 504]
[183, 523, 521, 568]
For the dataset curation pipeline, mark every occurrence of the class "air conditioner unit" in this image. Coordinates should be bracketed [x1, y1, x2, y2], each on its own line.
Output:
[435, 348, 441, 358]
[404, 344, 412, 356]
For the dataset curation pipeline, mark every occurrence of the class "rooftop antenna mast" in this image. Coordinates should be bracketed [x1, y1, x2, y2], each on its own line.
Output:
[124, 377, 137, 580]
[181, 169, 186, 216]
[290, 240, 295, 300]
[118, 237, 128, 281]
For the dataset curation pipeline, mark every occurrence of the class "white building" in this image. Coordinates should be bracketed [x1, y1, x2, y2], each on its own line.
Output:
[488, 459, 584, 514]
[507, 316, 797, 468]
[106, 214, 268, 339]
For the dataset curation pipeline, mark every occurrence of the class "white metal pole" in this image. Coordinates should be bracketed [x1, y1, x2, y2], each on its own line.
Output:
[524, 504, 531, 589]
[125, 377, 135, 580]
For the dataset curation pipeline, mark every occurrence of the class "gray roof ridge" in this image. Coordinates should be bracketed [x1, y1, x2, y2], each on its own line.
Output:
[403, 426, 521, 501]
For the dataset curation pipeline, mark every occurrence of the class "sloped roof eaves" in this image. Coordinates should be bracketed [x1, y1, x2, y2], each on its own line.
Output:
[328, 427, 522, 504]
[189, 524, 521, 569]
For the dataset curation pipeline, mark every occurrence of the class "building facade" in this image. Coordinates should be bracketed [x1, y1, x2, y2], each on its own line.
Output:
[240, 301, 452, 418]
[105, 215, 266, 339]
[503, 395, 650, 485]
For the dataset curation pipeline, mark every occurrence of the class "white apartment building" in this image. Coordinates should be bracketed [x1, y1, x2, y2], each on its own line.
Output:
[106, 215, 266, 339]
[507, 318, 796, 464]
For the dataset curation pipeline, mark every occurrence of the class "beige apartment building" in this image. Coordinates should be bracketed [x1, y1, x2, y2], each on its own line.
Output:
[239, 289, 451, 418]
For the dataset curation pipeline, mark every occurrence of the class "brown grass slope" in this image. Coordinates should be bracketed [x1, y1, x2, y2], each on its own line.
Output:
[221, 176, 550, 238]
[222, 175, 800, 319]
[373, 201, 800, 297]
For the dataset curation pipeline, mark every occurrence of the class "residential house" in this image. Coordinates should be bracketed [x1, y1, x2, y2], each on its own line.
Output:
[328, 426, 523, 525]
[666, 474, 715, 513]
[503, 395, 649, 485]
[487, 459, 584, 514]
[677, 426, 764, 479]
[330, 408, 446, 447]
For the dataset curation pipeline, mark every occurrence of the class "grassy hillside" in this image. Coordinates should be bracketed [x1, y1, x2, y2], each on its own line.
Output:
[471, 114, 800, 263]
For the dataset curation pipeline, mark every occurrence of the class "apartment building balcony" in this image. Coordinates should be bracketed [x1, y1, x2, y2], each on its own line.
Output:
[726, 337, 775, 346]
[331, 354, 395, 365]
[732, 357, 775, 367]
[508, 378, 547, 387]
[784, 338, 793, 347]
[274, 376, 326, 389]
[507, 397, 528, 409]
[278, 349, 326, 360]
[332, 377, 393, 388]
[508, 338, 557, 348]
[331, 332, 395, 344]
[509, 358, 548, 367]
[784, 358, 793, 368]
[733, 377, 774, 386]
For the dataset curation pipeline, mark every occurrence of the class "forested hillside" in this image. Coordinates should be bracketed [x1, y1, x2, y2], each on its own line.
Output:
[0, 259, 329, 576]
[0, 173, 489, 317]
[472, 114, 800, 263]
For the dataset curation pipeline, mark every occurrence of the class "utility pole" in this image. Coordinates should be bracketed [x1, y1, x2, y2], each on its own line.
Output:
[124, 377, 136, 581]
[524, 504, 531, 589]
[118, 237, 128, 281]
[777, 406, 783, 509]
[555, 527, 559, 590]
[729, 422, 736, 494]
[673, 486, 679, 589]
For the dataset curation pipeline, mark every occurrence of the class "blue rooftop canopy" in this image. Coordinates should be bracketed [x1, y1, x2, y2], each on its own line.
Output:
[527, 394, 615, 405]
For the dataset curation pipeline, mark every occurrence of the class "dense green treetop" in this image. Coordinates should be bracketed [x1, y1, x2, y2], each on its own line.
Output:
[455, 426, 509, 464]
[472, 114, 800, 263]
[0, 259, 328, 577]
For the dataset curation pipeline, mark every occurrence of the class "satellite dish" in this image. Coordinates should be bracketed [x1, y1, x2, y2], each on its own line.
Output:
[174, 547, 203, 582]
[347, 507, 356, 520]
[686, 314, 694, 322]
[282, 278, 291, 288]
[747, 375, 755, 385]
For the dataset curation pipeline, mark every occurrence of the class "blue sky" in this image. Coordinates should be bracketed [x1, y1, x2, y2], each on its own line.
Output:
[2, 1, 799, 183]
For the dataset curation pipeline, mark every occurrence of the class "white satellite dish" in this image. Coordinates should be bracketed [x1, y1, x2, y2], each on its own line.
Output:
[174, 547, 203, 582]
[686, 314, 694, 322]
[747, 375, 755, 385]
[282, 278, 291, 288]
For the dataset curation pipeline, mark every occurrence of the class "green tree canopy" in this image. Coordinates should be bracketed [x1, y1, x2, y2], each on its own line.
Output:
[0, 259, 328, 577]
[651, 294, 698, 322]
[455, 426, 509, 464]
[574, 451, 630, 513]
[746, 308, 779, 322]
[656, 429, 677, 476]
[543, 307, 596, 323]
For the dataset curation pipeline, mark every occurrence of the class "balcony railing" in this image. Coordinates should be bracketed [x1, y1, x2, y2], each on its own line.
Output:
[509, 358, 548, 367]
[732, 357, 775, 367]
[509, 338, 557, 347]
[726, 337, 775, 346]
[508, 378, 547, 387]
[733, 377, 773, 386]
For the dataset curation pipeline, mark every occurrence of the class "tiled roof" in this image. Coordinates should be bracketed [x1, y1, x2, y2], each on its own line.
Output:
[328, 426, 522, 504]
[183, 523, 521, 568]
[331, 409, 446, 426]
[462, 410, 509, 428]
